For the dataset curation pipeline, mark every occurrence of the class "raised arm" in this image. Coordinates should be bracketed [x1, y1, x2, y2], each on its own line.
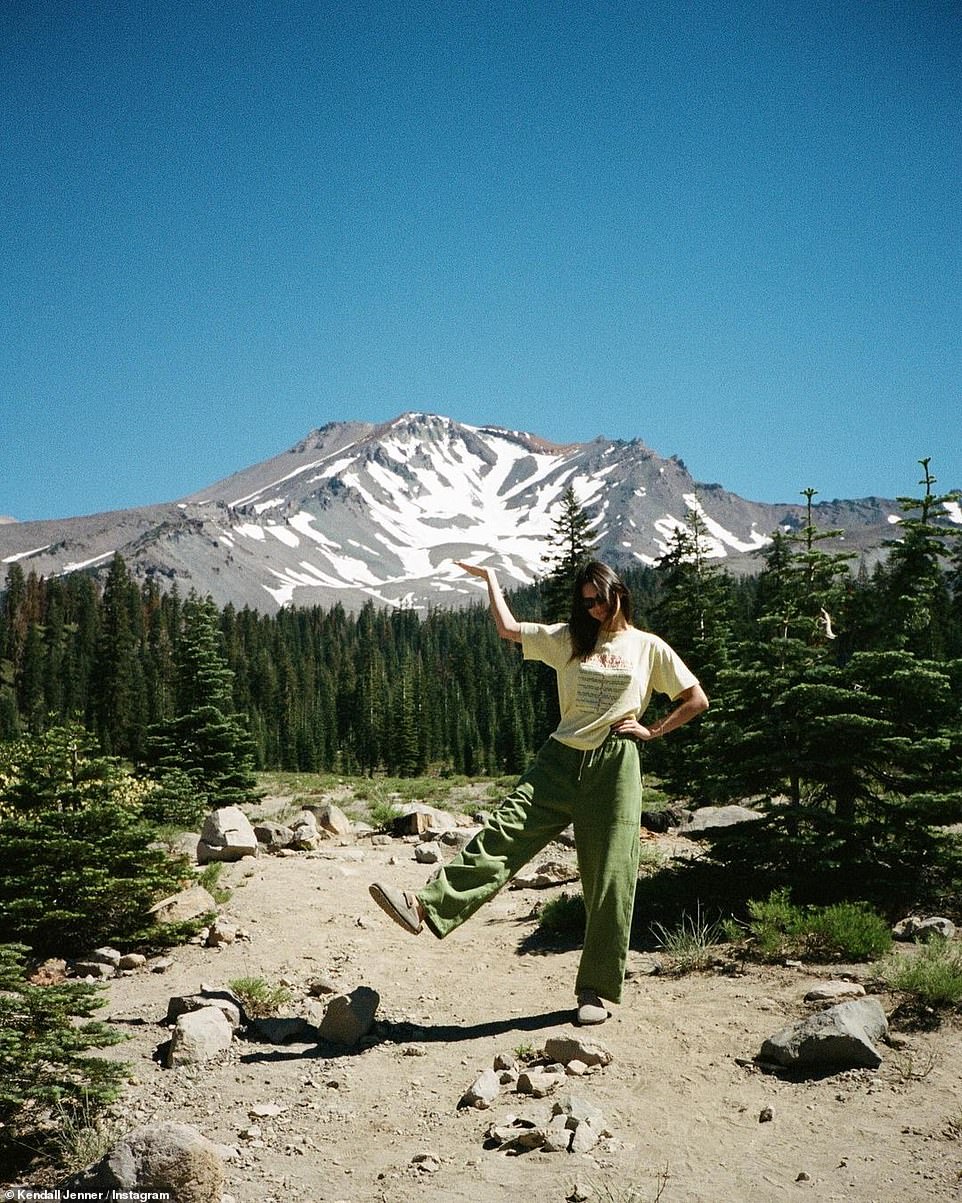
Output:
[455, 561, 522, 643]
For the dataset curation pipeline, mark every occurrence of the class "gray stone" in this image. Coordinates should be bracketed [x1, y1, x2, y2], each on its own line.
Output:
[118, 952, 147, 971]
[392, 803, 457, 835]
[804, 981, 866, 1004]
[289, 812, 320, 850]
[253, 821, 295, 850]
[459, 1067, 502, 1109]
[892, 915, 956, 941]
[511, 860, 580, 889]
[206, 916, 239, 947]
[493, 1051, 519, 1072]
[760, 997, 888, 1071]
[542, 1114, 574, 1153]
[317, 986, 380, 1046]
[303, 801, 354, 837]
[516, 1068, 566, 1098]
[63, 1121, 224, 1203]
[87, 946, 122, 967]
[679, 805, 764, 836]
[415, 842, 442, 864]
[544, 1034, 613, 1068]
[166, 992, 244, 1031]
[73, 961, 115, 979]
[165, 1005, 234, 1068]
[197, 806, 259, 864]
[148, 884, 219, 925]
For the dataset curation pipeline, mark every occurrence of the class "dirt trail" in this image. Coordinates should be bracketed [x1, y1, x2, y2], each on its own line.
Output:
[94, 823, 960, 1203]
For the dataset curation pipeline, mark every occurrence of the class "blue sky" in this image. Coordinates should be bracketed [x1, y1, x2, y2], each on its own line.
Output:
[2, 0, 959, 522]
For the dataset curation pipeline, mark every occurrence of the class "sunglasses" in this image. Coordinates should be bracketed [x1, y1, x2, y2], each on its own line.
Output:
[580, 594, 607, 610]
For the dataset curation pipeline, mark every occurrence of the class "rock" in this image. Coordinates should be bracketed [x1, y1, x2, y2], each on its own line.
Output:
[303, 801, 354, 837]
[73, 961, 115, 979]
[165, 1006, 234, 1068]
[493, 1051, 519, 1072]
[308, 976, 339, 996]
[149, 956, 174, 973]
[392, 803, 457, 835]
[517, 1069, 566, 1098]
[440, 827, 480, 848]
[892, 915, 956, 941]
[86, 946, 122, 967]
[63, 1121, 224, 1203]
[415, 842, 442, 864]
[197, 806, 259, 864]
[248, 1102, 286, 1118]
[118, 952, 147, 971]
[485, 1115, 547, 1151]
[759, 1106, 774, 1122]
[166, 990, 245, 1031]
[411, 1153, 441, 1173]
[148, 885, 218, 925]
[253, 821, 295, 851]
[206, 916, 239, 947]
[289, 812, 320, 850]
[565, 1059, 589, 1077]
[760, 997, 888, 1072]
[804, 981, 866, 1004]
[317, 986, 380, 1046]
[542, 1114, 574, 1152]
[459, 1067, 503, 1109]
[679, 805, 764, 836]
[27, 958, 69, 985]
[544, 1034, 613, 1068]
[551, 1095, 609, 1154]
[511, 860, 580, 889]
[638, 805, 685, 832]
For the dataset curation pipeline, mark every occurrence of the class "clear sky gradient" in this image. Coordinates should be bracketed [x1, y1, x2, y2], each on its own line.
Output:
[2, 0, 959, 522]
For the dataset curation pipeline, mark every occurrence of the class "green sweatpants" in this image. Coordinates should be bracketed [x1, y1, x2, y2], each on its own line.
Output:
[417, 734, 643, 1004]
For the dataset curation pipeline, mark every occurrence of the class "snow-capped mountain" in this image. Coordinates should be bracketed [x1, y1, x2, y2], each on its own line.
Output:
[0, 413, 912, 612]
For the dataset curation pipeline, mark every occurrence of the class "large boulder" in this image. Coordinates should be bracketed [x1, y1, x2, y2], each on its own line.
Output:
[760, 997, 888, 1072]
[165, 1005, 234, 1068]
[148, 884, 218, 926]
[63, 1121, 224, 1203]
[197, 806, 258, 863]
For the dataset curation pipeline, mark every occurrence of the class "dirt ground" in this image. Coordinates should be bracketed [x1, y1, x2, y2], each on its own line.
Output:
[45, 798, 962, 1202]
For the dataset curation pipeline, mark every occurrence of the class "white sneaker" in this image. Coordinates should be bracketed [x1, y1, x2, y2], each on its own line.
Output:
[576, 988, 609, 1025]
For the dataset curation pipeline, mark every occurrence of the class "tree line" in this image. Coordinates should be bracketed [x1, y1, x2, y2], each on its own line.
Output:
[2, 467, 962, 792]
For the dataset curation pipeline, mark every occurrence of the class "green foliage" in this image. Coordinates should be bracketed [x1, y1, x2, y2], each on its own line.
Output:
[228, 976, 293, 1018]
[878, 937, 962, 1009]
[0, 944, 127, 1168]
[739, 889, 892, 961]
[196, 861, 231, 905]
[0, 727, 190, 955]
[649, 903, 728, 972]
[537, 891, 586, 937]
[140, 766, 208, 829]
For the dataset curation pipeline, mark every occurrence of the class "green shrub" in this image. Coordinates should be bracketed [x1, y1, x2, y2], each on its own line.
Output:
[741, 888, 892, 962]
[141, 767, 208, 830]
[537, 891, 586, 937]
[0, 945, 127, 1172]
[650, 904, 727, 973]
[228, 976, 293, 1018]
[878, 937, 962, 1009]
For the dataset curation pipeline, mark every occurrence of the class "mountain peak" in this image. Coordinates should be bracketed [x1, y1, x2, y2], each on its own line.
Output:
[0, 414, 907, 613]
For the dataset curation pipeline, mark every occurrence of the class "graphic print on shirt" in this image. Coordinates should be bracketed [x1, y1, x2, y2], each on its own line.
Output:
[574, 648, 636, 714]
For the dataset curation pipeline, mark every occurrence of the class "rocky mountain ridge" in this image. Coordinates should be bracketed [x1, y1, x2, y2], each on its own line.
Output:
[0, 412, 915, 613]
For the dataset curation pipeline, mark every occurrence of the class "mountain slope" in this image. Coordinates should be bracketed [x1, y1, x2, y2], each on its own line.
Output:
[0, 413, 911, 612]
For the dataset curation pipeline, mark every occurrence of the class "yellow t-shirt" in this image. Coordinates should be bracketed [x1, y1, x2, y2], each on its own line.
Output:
[520, 622, 699, 751]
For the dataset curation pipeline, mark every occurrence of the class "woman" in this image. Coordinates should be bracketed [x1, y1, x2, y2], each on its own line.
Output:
[370, 559, 708, 1026]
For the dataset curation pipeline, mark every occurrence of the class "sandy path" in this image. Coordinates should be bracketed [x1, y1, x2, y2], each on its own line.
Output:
[95, 836, 961, 1203]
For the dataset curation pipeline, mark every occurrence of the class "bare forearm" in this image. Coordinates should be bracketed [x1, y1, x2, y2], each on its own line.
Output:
[647, 685, 709, 737]
[485, 571, 522, 642]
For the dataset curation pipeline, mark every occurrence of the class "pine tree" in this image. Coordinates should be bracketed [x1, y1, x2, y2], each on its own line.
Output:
[144, 597, 256, 810]
[540, 486, 598, 621]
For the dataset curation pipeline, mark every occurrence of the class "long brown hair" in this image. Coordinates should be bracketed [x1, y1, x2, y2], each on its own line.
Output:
[568, 561, 633, 658]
